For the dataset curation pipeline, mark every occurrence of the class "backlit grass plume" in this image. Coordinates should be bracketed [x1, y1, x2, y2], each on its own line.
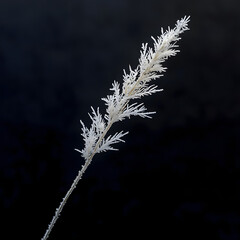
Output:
[41, 16, 190, 240]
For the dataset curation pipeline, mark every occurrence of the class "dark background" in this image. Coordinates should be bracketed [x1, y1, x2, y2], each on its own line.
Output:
[1, 0, 240, 239]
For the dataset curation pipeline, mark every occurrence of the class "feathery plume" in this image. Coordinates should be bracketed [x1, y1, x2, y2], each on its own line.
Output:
[75, 16, 190, 162]
[41, 16, 190, 240]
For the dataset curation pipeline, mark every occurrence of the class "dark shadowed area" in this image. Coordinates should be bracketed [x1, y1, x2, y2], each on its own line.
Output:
[1, 0, 240, 239]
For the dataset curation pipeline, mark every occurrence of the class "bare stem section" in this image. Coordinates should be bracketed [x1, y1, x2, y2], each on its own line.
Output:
[41, 16, 190, 240]
[41, 163, 89, 240]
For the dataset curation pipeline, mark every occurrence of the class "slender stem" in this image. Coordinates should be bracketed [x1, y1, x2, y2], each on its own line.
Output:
[41, 159, 90, 240]
[41, 121, 113, 240]
[41, 43, 160, 240]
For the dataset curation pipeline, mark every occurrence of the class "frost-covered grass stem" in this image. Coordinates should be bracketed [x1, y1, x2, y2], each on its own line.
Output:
[41, 16, 190, 240]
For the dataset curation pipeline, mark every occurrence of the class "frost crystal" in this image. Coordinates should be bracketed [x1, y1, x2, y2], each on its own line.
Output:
[42, 16, 190, 240]
[75, 16, 190, 161]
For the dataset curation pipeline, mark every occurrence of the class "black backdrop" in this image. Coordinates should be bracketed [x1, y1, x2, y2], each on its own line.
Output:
[1, 0, 240, 239]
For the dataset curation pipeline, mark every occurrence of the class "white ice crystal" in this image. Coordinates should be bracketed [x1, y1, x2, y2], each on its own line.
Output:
[75, 16, 190, 162]
[42, 16, 190, 240]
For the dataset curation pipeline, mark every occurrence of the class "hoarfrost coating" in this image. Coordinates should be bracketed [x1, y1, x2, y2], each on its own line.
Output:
[42, 16, 190, 240]
[76, 16, 190, 161]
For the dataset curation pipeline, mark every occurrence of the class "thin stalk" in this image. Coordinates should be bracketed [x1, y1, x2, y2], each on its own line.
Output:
[41, 120, 113, 240]
[41, 50, 158, 240]
[41, 16, 189, 240]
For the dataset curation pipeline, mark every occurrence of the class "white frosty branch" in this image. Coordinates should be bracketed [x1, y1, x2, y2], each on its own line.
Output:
[41, 16, 190, 240]
[76, 16, 190, 162]
[97, 131, 129, 153]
